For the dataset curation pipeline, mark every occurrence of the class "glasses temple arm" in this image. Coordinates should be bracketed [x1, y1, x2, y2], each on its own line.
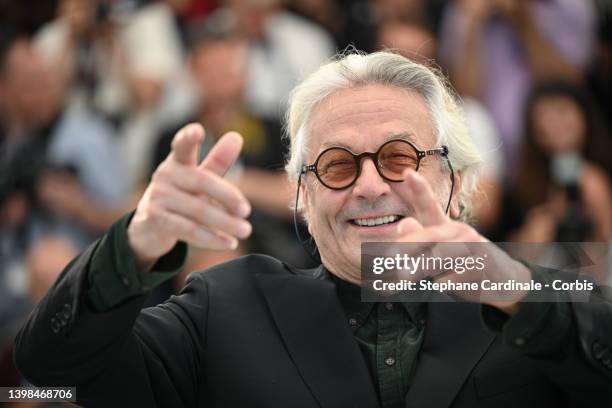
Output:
[293, 173, 321, 264]
[444, 152, 455, 215]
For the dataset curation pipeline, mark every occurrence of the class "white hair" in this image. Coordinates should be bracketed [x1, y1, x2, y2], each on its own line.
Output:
[284, 50, 483, 221]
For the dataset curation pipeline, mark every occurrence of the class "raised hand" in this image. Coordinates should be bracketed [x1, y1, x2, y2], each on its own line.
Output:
[393, 169, 531, 312]
[127, 123, 252, 270]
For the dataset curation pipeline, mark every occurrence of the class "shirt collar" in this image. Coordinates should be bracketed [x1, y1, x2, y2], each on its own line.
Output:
[321, 265, 424, 327]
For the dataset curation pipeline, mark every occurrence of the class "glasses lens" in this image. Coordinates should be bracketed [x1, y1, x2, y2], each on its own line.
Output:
[378, 140, 419, 180]
[316, 148, 357, 188]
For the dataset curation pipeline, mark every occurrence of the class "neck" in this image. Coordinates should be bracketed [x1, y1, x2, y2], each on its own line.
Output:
[323, 261, 362, 286]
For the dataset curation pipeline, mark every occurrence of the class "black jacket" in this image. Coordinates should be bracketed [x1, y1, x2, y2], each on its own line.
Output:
[13, 244, 612, 407]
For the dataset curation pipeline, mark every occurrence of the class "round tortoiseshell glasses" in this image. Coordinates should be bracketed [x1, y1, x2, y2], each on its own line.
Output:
[300, 139, 450, 190]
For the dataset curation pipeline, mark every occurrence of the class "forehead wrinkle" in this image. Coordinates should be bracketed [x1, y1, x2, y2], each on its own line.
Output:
[319, 132, 417, 151]
[307, 85, 434, 161]
[311, 101, 421, 152]
[314, 96, 411, 132]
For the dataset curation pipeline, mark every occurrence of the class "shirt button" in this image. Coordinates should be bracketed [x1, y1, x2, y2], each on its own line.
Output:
[121, 276, 130, 286]
[514, 337, 526, 347]
[385, 356, 396, 366]
[50, 317, 61, 334]
[384, 302, 394, 311]
[348, 317, 358, 327]
[593, 342, 606, 359]
[418, 318, 426, 328]
[56, 312, 67, 326]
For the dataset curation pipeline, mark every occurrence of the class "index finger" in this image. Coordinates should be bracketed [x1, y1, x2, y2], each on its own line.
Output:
[198, 131, 243, 176]
[399, 169, 447, 226]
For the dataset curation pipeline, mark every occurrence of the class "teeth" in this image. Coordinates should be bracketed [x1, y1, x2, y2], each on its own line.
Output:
[354, 215, 400, 227]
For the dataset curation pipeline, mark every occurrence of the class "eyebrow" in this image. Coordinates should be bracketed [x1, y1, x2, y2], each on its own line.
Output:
[319, 132, 417, 151]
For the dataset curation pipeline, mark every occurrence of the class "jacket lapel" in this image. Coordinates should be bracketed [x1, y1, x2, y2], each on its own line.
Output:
[404, 298, 496, 408]
[256, 272, 380, 408]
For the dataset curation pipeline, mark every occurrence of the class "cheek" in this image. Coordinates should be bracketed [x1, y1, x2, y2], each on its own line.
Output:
[304, 188, 345, 238]
[415, 164, 453, 209]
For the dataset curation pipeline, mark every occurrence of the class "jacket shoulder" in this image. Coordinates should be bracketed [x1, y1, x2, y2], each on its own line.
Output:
[188, 253, 323, 285]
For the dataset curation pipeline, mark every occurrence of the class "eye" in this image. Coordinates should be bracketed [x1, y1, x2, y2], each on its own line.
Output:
[386, 152, 411, 159]
[381, 153, 417, 165]
[321, 159, 354, 175]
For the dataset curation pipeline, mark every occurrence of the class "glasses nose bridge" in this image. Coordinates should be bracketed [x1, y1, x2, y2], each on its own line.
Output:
[353, 150, 384, 181]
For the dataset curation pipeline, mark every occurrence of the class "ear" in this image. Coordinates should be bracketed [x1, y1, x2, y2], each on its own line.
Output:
[449, 169, 462, 219]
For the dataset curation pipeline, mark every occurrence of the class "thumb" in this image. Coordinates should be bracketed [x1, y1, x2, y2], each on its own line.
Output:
[170, 123, 205, 166]
[397, 217, 423, 236]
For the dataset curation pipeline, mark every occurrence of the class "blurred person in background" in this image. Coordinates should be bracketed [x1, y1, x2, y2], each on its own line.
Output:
[151, 28, 248, 291]
[505, 81, 611, 243]
[377, 17, 437, 65]
[152, 16, 314, 291]
[286, 0, 343, 45]
[163, 0, 221, 48]
[439, 0, 596, 175]
[587, 0, 612, 159]
[0, 34, 128, 247]
[0, 30, 128, 393]
[34, 0, 183, 123]
[222, 0, 335, 123]
[336, 0, 436, 52]
[286, 0, 439, 49]
[34, 0, 187, 190]
[377, 17, 505, 234]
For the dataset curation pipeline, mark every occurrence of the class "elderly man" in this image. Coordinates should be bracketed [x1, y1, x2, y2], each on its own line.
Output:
[14, 52, 612, 407]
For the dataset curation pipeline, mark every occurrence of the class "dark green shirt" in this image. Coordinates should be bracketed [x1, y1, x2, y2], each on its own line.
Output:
[332, 274, 425, 408]
[87, 214, 573, 408]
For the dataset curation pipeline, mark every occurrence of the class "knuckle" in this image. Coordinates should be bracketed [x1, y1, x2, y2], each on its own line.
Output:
[450, 220, 466, 231]
[208, 209, 232, 229]
[152, 165, 168, 182]
[145, 205, 162, 223]
[184, 222, 199, 237]
[192, 170, 209, 190]
[195, 201, 209, 217]
[148, 185, 165, 201]
[456, 224, 479, 241]
[199, 168, 212, 183]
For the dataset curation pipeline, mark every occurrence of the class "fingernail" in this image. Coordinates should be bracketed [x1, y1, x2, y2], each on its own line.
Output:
[229, 238, 238, 250]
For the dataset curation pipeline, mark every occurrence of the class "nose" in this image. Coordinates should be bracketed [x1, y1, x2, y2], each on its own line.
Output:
[351, 158, 390, 202]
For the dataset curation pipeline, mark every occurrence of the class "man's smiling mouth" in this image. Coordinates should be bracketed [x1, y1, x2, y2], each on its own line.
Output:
[350, 215, 403, 227]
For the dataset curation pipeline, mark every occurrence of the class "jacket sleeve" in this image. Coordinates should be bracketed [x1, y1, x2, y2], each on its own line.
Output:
[483, 263, 612, 406]
[537, 284, 612, 406]
[13, 219, 209, 408]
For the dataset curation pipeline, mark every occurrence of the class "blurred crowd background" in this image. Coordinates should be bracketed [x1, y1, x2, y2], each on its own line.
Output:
[1, 0, 611, 399]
